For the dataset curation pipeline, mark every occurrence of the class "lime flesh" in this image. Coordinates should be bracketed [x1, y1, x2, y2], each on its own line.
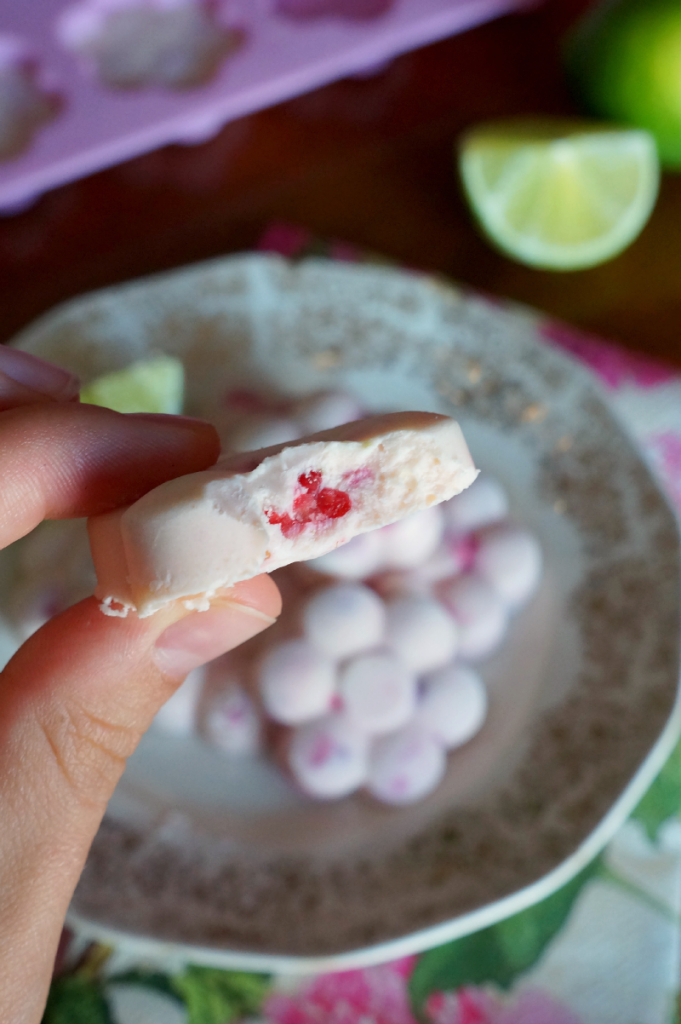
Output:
[458, 118, 659, 271]
[80, 355, 184, 414]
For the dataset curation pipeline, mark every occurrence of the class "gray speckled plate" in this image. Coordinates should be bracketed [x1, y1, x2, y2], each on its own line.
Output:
[9, 255, 681, 972]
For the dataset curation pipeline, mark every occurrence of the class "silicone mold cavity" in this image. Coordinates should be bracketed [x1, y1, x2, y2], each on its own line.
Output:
[275, 0, 395, 19]
[57, 0, 240, 90]
[0, 37, 60, 161]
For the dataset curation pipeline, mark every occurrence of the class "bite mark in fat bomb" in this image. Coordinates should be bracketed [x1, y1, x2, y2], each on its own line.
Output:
[88, 411, 478, 618]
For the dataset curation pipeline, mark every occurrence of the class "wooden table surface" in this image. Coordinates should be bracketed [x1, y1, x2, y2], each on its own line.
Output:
[1, 0, 679, 366]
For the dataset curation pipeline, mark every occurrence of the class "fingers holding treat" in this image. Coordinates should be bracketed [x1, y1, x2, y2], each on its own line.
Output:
[0, 570, 279, 1024]
[0, 401, 220, 550]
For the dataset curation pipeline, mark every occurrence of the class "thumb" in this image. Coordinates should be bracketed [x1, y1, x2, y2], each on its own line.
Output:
[0, 573, 280, 1024]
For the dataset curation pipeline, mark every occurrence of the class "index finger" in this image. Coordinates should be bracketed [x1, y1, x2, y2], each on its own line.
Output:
[0, 402, 220, 550]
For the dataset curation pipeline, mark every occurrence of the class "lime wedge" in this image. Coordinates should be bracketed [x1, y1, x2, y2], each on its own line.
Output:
[80, 355, 184, 414]
[458, 119, 659, 270]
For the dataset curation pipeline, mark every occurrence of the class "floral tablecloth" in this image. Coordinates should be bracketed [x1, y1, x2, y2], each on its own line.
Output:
[45, 227, 681, 1024]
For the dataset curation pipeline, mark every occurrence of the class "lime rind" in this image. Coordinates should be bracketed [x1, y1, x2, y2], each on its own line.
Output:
[459, 120, 659, 270]
[565, 0, 681, 169]
[80, 355, 185, 414]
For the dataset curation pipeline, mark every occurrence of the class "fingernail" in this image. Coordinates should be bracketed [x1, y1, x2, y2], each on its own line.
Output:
[129, 413, 219, 445]
[131, 413, 214, 430]
[0, 346, 80, 401]
[154, 602, 276, 680]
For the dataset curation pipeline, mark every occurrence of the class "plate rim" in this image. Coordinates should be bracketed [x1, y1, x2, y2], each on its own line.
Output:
[66, 681, 681, 974]
[10, 252, 681, 968]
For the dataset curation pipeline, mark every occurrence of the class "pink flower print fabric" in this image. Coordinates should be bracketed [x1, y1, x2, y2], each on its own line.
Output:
[425, 986, 584, 1024]
[540, 320, 676, 391]
[264, 956, 418, 1024]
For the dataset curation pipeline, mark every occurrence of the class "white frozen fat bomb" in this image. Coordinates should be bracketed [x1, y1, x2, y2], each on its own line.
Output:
[0, 615, 20, 672]
[228, 415, 302, 454]
[203, 681, 262, 757]
[307, 529, 385, 580]
[288, 713, 369, 799]
[151, 665, 206, 736]
[88, 411, 478, 618]
[303, 583, 385, 660]
[257, 638, 336, 725]
[378, 505, 444, 570]
[384, 595, 458, 673]
[0, 39, 57, 160]
[369, 569, 425, 601]
[211, 389, 281, 447]
[10, 519, 97, 638]
[367, 722, 447, 806]
[443, 475, 509, 535]
[475, 524, 542, 609]
[439, 574, 508, 661]
[416, 664, 488, 750]
[293, 390, 364, 434]
[411, 543, 465, 585]
[9, 582, 69, 641]
[370, 543, 464, 599]
[338, 651, 417, 736]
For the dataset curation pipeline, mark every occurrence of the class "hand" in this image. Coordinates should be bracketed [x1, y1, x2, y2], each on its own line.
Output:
[0, 347, 281, 1023]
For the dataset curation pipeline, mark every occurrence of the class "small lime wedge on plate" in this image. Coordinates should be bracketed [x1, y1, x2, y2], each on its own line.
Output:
[80, 355, 184, 414]
[458, 118, 659, 271]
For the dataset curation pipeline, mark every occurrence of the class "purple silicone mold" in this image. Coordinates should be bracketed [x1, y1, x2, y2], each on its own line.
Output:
[274, 0, 396, 20]
[0, 0, 531, 211]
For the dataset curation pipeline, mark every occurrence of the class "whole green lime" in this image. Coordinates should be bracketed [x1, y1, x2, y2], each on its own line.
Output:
[565, 0, 681, 169]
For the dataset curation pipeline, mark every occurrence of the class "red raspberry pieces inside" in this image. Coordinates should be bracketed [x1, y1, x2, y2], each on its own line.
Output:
[265, 469, 352, 538]
[317, 488, 351, 518]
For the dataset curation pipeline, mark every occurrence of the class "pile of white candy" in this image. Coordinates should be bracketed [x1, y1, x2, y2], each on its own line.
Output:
[158, 388, 543, 807]
[2, 385, 542, 807]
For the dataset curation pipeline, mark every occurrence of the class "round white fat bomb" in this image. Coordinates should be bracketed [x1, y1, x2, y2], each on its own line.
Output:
[416, 665, 488, 749]
[339, 651, 417, 736]
[371, 541, 463, 600]
[308, 530, 386, 580]
[475, 524, 542, 608]
[384, 596, 458, 673]
[203, 681, 261, 756]
[443, 475, 509, 534]
[367, 723, 447, 805]
[440, 574, 508, 661]
[229, 415, 302, 453]
[303, 583, 386, 660]
[152, 666, 206, 736]
[370, 569, 427, 601]
[378, 505, 444, 570]
[294, 391, 364, 433]
[288, 713, 369, 799]
[0, 615, 20, 672]
[414, 543, 464, 584]
[258, 639, 336, 725]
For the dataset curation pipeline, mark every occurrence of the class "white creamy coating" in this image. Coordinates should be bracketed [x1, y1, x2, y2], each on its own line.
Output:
[90, 416, 478, 618]
[247, 424, 469, 566]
